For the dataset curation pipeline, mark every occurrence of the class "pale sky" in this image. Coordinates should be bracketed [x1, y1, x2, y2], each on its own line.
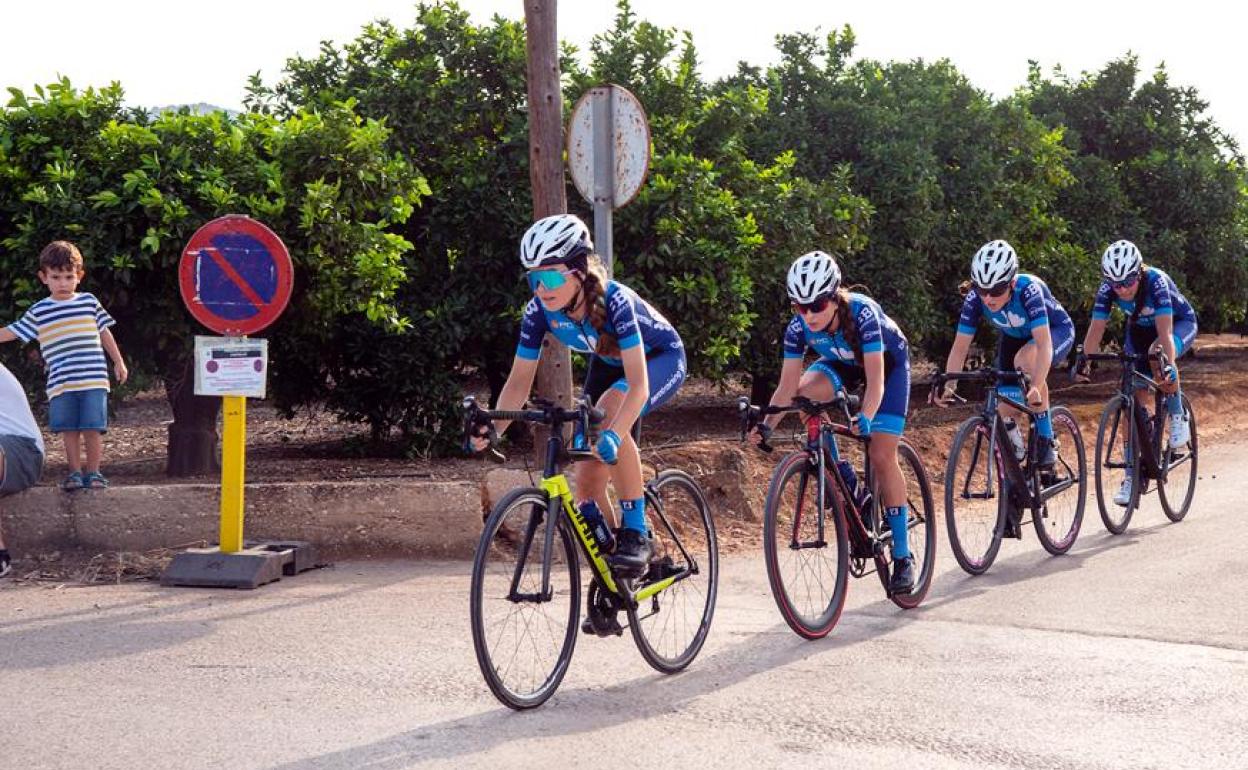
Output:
[2, 0, 1243, 149]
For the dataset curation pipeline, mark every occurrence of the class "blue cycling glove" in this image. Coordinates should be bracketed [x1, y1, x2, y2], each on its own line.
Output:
[597, 429, 622, 465]
[853, 412, 872, 437]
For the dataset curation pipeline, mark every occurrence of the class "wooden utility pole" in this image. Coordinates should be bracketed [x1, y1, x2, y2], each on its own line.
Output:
[524, 0, 573, 409]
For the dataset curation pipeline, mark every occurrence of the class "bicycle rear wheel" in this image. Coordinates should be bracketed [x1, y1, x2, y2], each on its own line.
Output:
[1033, 406, 1086, 555]
[884, 441, 937, 609]
[470, 488, 580, 710]
[628, 469, 719, 673]
[1095, 396, 1140, 534]
[1158, 395, 1198, 522]
[944, 416, 1005, 575]
[763, 451, 849, 639]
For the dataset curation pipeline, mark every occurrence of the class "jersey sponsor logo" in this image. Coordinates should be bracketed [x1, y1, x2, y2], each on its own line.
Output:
[999, 309, 1028, 328]
[820, 336, 854, 360]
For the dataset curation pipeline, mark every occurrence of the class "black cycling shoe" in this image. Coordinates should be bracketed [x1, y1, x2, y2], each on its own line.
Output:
[1036, 436, 1057, 471]
[581, 611, 624, 637]
[888, 556, 915, 595]
[608, 528, 653, 577]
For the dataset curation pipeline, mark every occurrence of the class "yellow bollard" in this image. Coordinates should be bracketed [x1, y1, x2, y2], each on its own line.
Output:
[219, 395, 247, 553]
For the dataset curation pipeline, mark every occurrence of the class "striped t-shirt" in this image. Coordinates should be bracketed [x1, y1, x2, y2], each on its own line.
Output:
[5, 293, 116, 399]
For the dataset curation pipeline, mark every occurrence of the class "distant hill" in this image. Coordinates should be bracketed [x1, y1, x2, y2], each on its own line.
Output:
[149, 103, 242, 116]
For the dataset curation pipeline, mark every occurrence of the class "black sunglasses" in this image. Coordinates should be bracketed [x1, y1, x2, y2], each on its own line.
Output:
[974, 281, 1012, 299]
[793, 295, 832, 314]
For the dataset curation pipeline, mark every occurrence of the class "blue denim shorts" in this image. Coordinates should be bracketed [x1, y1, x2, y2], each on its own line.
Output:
[48, 389, 109, 433]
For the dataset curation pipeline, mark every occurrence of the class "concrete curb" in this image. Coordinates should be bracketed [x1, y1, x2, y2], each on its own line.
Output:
[1, 480, 482, 559]
[1, 445, 761, 560]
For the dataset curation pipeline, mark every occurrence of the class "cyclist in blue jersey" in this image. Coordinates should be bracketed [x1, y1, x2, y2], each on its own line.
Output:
[469, 214, 686, 575]
[933, 240, 1074, 471]
[1074, 240, 1197, 504]
[749, 251, 917, 594]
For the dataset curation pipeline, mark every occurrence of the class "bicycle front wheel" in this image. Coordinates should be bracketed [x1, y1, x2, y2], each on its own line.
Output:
[470, 487, 580, 710]
[762, 451, 849, 639]
[1033, 406, 1086, 555]
[945, 416, 1005, 575]
[628, 469, 719, 673]
[1095, 396, 1139, 535]
[1158, 395, 1198, 522]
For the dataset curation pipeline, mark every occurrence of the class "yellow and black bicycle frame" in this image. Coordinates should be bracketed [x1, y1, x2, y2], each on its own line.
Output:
[510, 473, 686, 607]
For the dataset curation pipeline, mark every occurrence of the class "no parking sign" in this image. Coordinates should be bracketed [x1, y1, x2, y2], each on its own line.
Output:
[179, 215, 293, 336]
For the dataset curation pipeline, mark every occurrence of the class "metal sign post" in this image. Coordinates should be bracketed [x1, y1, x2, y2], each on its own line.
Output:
[163, 215, 314, 589]
[591, 87, 616, 275]
[568, 85, 651, 277]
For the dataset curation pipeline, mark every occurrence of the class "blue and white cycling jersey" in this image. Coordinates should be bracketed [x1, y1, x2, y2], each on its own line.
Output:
[1091, 266, 1196, 328]
[782, 292, 909, 366]
[515, 280, 682, 366]
[957, 273, 1073, 341]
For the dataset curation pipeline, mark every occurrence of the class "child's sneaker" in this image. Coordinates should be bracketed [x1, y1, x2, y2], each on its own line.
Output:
[0, 550, 11, 578]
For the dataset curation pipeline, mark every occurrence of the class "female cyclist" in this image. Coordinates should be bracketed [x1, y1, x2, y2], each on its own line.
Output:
[1075, 239, 1197, 504]
[470, 214, 687, 575]
[749, 251, 916, 594]
[933, 240, 1075, 473]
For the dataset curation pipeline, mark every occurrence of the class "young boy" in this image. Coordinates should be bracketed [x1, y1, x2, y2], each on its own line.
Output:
[0, 241, 128, 489]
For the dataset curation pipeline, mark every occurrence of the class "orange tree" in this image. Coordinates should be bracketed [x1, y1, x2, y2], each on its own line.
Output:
[0, 79, 426, 472]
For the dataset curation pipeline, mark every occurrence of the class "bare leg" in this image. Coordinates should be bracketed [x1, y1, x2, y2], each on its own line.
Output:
[869, 433, 905, 508]
[63, 432, 82, 474]
[84, 432, 103, 475]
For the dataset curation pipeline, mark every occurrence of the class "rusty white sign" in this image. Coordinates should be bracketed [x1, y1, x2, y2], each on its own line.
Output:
[567, 84, 651, 208]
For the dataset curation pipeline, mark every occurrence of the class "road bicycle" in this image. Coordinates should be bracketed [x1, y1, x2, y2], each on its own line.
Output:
[933, 368, 1087, 575]
[1077, 348, 1198, 533]
[463, 395, 718, 709]
[739, 393, 935, 639]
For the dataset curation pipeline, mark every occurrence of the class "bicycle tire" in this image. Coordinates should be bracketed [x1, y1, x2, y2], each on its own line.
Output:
[762, 451, 849, 639]
[1095, 396, 1140, 534]
[470, 487, 580, 710]
[944, 416, 1005, 575]
[628, 469, 719, 673]
[1159, 394, 1198, 522]
[1032, 405, 1086, 554]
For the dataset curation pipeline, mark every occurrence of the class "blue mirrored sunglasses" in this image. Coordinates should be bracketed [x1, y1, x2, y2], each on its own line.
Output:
[527, 268, 571, 292]
[1109, 273, 1140, 290]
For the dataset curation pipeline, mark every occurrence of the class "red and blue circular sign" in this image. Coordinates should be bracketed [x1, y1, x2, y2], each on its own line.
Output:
[179, 216, 293, 336]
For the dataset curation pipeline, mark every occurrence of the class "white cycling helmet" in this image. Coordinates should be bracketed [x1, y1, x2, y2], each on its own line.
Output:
[970, 240, 1018, 289]
[786, 251, 841, 303]
[519, 214, 593, 269]
[1101, 239, 1142, 281]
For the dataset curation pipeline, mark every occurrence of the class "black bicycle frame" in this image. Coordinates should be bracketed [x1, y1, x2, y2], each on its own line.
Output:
[1094, 352, 1171, 483]
[950, 371, 1075, 517]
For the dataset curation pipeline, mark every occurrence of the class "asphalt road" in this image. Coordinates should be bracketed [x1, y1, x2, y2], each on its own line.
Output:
[2, 438, 1246, 770]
